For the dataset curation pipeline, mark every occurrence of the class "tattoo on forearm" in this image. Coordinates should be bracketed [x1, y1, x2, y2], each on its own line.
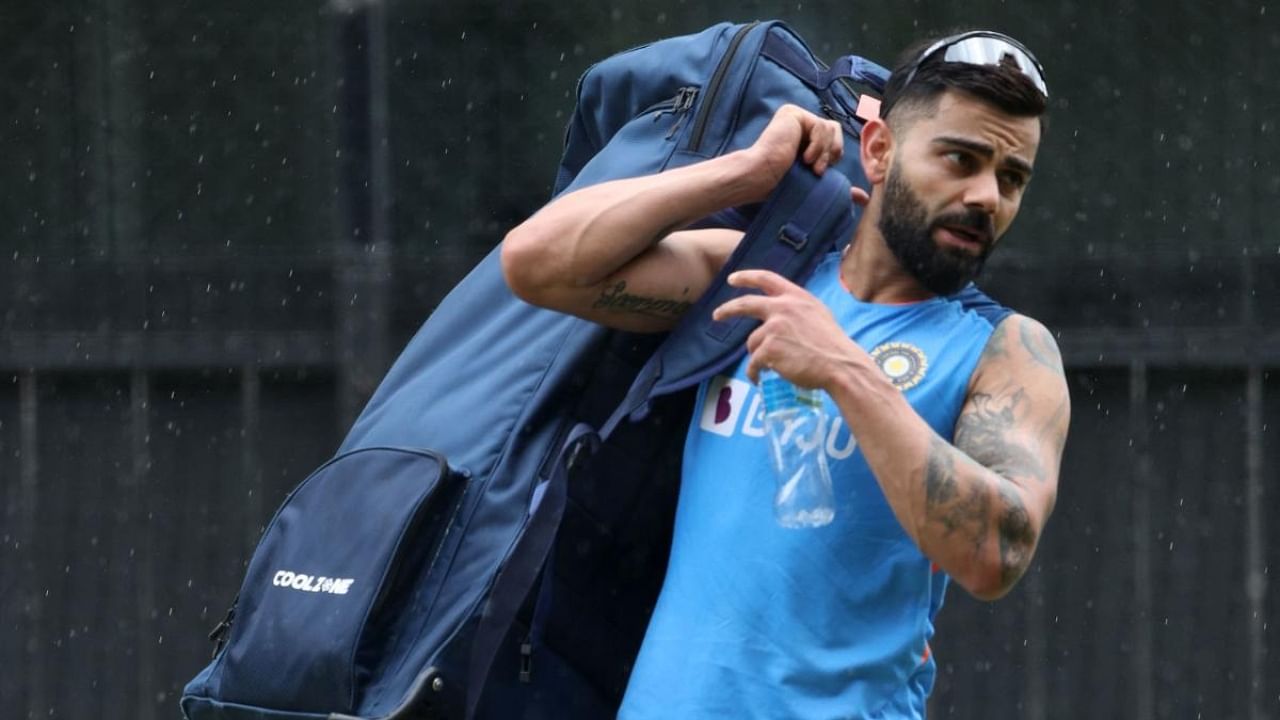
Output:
[1040, 396, 1071, 456]
[925, 436, 957, 506]
[1019, 321, 1066, 376]
[925, 434, 1037, 588]
[925, 436, 991, 555]
[996, 482, 1034, 586]
[591, 281, 693, 319]
[954, 390, 1047, 483]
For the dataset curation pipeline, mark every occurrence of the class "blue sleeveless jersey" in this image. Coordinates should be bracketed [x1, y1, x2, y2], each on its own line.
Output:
[619, 252, 1011, 719]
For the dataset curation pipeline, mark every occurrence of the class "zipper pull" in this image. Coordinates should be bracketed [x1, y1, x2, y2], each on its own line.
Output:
[665, 114, 687, 140]
[519, 640, 534, 683]
[652, 87, 699, 123]
[675, 86, 699, 113]
[207, 602, 237, 658]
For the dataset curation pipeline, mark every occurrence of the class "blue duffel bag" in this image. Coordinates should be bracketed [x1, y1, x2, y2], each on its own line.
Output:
[181, 19, 888, 720]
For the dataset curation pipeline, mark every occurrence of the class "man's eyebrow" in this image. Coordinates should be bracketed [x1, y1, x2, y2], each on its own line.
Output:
[933, 136, 1035, 178]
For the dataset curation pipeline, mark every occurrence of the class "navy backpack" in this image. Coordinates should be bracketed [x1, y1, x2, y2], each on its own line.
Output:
[181, 20, 888, 720]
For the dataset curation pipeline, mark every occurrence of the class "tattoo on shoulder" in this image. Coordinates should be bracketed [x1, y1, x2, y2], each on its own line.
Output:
[980, 318, 1014, 361]
[591, 281, 694, 319]
[1018, 319, 1065, 376]
[955, 390, 1047, 483]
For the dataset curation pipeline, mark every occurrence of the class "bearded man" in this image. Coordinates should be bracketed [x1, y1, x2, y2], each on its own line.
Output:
[501, 30, 1069, 719]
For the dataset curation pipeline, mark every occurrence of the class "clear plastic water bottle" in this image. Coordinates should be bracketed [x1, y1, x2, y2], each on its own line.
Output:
[759, 368, 835, 528]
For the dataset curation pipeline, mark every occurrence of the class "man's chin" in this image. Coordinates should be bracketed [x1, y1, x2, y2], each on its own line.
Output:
[912, 262, 982, 296]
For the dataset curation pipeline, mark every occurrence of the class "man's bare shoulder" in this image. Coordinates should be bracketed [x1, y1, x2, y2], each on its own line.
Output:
[960, 312, 1071, 485]
[973, 313, 1066, 382]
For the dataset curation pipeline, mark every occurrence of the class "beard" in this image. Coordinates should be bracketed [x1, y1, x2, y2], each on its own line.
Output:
[877, 165, 995, 296]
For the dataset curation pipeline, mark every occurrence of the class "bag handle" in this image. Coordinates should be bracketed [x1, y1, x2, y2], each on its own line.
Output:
[760, 31, 890, 131]
[760, 31, 890, 95]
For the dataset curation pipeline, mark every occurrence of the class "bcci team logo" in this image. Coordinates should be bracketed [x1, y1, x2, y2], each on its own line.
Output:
[870, 342, 928, 391]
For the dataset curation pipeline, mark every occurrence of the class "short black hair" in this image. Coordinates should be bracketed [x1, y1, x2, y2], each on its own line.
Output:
[880, 31, 1048, 130]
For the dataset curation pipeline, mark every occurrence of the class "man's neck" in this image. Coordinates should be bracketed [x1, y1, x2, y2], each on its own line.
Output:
[840, 207, 935, 305]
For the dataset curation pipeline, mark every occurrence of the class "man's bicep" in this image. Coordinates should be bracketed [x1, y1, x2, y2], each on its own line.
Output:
[525, 228, 741, 333]
[957, 316, 1070, 494]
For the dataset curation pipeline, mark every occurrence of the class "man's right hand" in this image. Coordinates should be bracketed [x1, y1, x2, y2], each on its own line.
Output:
[742, 104, 847, 200]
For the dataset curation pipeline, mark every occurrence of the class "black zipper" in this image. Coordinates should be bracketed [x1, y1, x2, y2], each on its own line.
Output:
[688, 21, 760, 153]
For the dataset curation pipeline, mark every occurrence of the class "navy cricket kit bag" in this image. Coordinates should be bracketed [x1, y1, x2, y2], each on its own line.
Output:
[181, 20, 888, 720]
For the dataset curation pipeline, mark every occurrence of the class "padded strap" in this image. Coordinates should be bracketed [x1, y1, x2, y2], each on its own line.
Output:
[705, 168, 846, 341]
[465, 423, 598, 716]
[600, 162, 853, 440]
[519, 536, 555, 684]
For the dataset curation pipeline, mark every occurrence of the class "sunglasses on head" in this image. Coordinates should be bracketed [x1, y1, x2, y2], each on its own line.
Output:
[886, 31, 1049, 114]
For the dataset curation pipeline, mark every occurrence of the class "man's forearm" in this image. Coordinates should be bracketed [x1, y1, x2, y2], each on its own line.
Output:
[503, 150, 762, 290]
[824, 358, 1038, 600]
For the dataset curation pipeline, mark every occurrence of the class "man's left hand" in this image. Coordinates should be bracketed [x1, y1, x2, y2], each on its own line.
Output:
[711, 269, 861, 388]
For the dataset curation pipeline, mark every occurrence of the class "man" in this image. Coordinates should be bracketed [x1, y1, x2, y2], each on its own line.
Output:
[502, 30, 1069, 719]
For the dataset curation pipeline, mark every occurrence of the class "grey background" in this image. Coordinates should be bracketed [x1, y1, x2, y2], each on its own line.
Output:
[1, 0, 1276, 717]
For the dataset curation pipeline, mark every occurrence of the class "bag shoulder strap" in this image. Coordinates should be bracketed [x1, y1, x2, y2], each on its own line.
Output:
[600, 161, 855, 440]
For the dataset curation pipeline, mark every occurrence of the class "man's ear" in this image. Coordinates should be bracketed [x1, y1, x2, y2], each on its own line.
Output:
[860, 118, 894, 185]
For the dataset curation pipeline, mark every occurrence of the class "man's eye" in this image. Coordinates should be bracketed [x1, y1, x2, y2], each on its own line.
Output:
[999, 171, 1028, 190]
[944, 151, 970, 167]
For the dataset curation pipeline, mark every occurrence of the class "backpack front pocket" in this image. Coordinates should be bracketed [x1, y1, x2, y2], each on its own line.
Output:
[210, 447, 466, 715]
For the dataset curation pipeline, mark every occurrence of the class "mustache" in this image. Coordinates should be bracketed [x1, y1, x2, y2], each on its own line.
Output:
[932, 208, 994, 248]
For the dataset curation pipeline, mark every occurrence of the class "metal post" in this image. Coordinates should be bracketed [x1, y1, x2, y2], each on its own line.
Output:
[1024, 565, 1047, 720]
[130, 368, 156, 720]
[88, 0, 143, 258]
[1243, 366, 1266, 719]
[333, 0, 393, 434]
[1238, 148, 1267, 714]
[240, 364, 263, 546]
[18, 371, 43, 720]
[1129, 361, 1154, 720]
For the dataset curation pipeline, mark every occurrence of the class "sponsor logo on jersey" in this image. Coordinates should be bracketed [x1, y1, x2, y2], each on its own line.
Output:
[698, 375, 858, 460]
[870, 342, 928, 391]
[272, 570, 354, 596]
[699, 376, 753, 438]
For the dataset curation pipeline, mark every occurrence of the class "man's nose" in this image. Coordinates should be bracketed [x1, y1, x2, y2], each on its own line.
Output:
[962, 171, 1000, 216]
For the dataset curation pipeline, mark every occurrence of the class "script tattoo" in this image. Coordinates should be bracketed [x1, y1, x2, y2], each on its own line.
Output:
[925, 435, 991, 555]
[954, 390, 1047, 483]
[592, 281, 693, 319]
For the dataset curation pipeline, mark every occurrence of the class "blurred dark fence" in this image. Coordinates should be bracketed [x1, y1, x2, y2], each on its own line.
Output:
[1, 0, 1276, 718]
